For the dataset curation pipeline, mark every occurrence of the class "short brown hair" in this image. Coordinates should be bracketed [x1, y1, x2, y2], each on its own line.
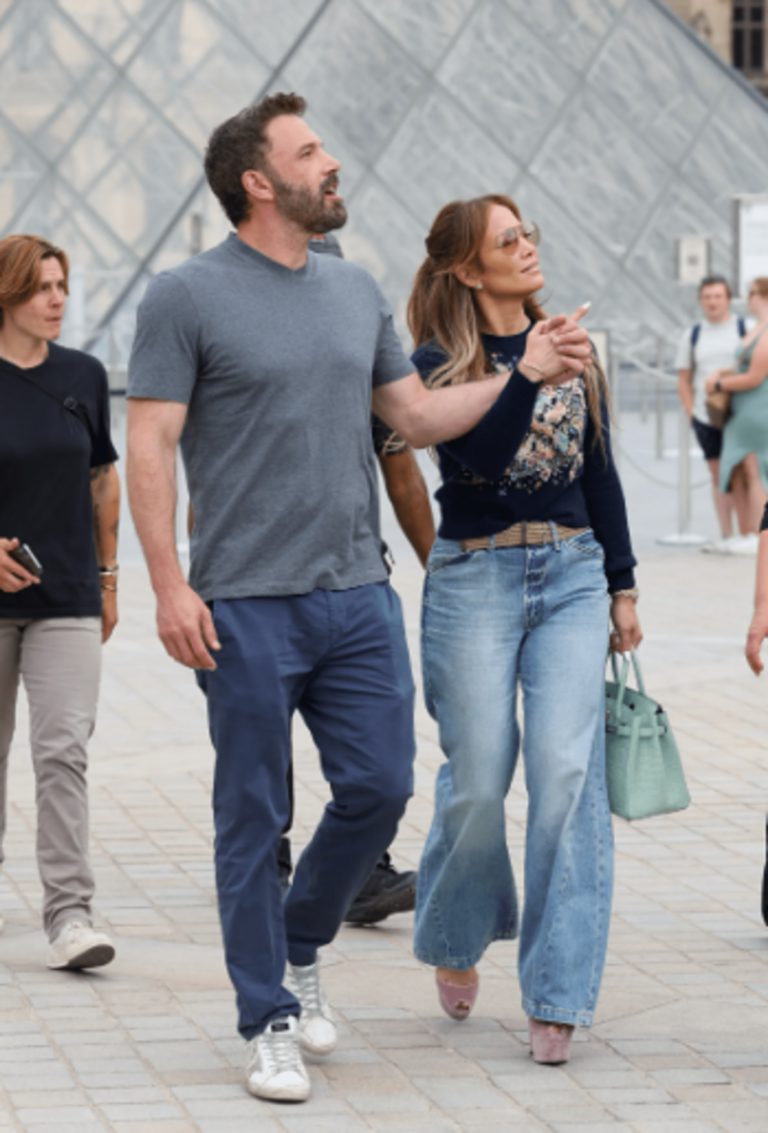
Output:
[204, 92, 307, 227]
[0, 234, 69, 330]
[698, 275, 731, 298]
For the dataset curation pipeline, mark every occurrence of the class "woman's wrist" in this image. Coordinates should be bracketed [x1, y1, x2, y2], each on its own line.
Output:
[610, 587, 639, 603]
[99, 564, 119, 591]
[518, 360, 546, 384]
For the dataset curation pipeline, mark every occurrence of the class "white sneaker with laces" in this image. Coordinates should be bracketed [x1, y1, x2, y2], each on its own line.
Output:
[47, 921, 115, 970]
[286, 960, 337, 1055]
[245, 1016, 310, 1102]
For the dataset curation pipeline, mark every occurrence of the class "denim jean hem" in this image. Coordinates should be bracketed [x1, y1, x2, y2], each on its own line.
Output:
[523, 997, 594, 1028]
[241, 1008, 300, 1041]
[414, 928, 518, 970]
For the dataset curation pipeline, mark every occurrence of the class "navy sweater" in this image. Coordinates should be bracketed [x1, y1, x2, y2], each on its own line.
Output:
[413, 329, 636, 593]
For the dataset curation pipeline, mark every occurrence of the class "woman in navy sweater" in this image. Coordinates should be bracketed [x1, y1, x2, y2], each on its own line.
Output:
[409, 194, 641, 1064]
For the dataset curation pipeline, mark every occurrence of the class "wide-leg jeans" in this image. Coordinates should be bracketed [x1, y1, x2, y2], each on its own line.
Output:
[202, 582, 415, 1039]
[414, 531, 613, 1027]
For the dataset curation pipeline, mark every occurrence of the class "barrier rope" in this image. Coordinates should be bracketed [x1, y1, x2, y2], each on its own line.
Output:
[615, 443, 710, 490]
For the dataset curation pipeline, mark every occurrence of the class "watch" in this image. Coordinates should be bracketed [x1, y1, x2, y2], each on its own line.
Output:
[611, 587, 639, 603]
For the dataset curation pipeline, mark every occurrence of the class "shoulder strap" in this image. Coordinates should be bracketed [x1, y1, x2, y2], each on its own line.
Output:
[7, 368, 94, 444]
[690, 324, 700, 370]
[738, 316, 747, 337]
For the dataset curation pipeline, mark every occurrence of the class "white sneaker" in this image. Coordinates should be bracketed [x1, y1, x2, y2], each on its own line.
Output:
[47, 921, 115, 970]
[729, 533, 760, 555]
[245, 1016, 310, 1102]
[286, 960, 337, 1055]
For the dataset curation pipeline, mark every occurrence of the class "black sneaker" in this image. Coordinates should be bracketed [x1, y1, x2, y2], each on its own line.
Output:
[344, 853, 417, 925]
[278, 836, 292, 897]
[762, 821, 768, 927]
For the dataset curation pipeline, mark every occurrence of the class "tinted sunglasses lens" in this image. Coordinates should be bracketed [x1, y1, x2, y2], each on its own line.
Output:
[524, 222, 540, 247]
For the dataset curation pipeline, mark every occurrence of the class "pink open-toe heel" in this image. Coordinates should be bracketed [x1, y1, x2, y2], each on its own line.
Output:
[436, 972, 479, 1021]
[528, 1018, 574, 1064]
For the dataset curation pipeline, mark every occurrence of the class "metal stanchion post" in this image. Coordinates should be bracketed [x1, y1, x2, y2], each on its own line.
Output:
[654, 336, 665, 459]
[658, 402, 706, 545]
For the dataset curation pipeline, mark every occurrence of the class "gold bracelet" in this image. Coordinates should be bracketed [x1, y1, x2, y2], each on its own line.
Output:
[100, 582, 117, 592]
[611, 587, 639, 603]
[99, 565, 119, 575]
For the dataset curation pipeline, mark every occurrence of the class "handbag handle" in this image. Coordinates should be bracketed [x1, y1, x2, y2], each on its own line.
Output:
[608, 648, 647, 702]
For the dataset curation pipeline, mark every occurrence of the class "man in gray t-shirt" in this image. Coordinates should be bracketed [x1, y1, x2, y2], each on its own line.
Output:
[127, 93, 588, 1104]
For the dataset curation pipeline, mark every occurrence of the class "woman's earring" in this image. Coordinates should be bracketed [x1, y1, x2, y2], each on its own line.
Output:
[475, 282, 483, 291]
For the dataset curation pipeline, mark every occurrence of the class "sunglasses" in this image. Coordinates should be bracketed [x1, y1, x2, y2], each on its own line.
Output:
[496, 221, 540, 251]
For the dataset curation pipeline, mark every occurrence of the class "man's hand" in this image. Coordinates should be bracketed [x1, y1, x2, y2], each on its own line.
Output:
[745, 604, 768, 674]
[157, 581, 221, 670]
[101, 588, 118, 643]
[609, 596, 643, 653]
[519, 304, 592, 386]
[0, 538, 40, 593]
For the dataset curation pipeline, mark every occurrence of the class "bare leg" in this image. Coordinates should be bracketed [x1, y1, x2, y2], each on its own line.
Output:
[742, 452, 767, 532]
[729, 462, 752, 535]
[436, 965, 478, 985]
[709, 458, 734, 537]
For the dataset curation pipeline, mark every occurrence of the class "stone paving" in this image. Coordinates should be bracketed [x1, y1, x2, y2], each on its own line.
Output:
[1, 411, 768, 1131]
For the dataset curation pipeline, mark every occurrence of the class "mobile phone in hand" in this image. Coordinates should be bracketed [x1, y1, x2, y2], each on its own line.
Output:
[8, 543, 43, 577]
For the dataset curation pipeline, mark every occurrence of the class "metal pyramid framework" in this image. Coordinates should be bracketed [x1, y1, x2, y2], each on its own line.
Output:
[2, 0, 767, 368]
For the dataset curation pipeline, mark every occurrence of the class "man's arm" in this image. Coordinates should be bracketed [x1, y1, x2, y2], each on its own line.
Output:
[374, 308, 592, 448]
[379, 449, 435, 567]
[677, 369, 694, 418]
[90, 463, 120, 643]
[127, 398, 220, 670]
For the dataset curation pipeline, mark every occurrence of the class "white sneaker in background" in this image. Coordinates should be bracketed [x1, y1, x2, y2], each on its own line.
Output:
[46, 921, 115, 970]
[286, 960, 337, 1055]
[701, 537, 733, 554]
[728, 533, 760, 555]
[245, 1016, 310, 1102]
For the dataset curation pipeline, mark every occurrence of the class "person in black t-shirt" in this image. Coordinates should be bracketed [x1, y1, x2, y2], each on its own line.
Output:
[0, 235, 119, 971]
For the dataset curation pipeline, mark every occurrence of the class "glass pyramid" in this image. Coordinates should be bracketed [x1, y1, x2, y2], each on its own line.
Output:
[1, 0, 766, 369]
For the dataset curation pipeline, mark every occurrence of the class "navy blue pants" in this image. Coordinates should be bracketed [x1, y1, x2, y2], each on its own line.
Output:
[200, 584, 415, 1039]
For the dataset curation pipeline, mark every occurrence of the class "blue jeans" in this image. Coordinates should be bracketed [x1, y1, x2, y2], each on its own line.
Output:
[415, 530, 613, 1027]
[200, 583, 415, 1039]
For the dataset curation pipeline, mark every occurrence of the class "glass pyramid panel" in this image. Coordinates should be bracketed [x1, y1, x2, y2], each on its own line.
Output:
[1, 0, 767, 364]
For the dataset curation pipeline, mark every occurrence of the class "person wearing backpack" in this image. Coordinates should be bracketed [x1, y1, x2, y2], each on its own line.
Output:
[675, 275, 748, 553]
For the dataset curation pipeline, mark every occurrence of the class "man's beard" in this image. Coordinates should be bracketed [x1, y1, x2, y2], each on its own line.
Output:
[267, 166, 347, 234]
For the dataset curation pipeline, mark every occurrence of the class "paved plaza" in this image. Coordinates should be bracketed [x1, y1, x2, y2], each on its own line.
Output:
[1, 409, 767, 1132]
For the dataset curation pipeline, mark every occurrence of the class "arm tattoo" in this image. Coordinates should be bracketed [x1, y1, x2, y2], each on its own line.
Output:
[90, 464, 110, 481]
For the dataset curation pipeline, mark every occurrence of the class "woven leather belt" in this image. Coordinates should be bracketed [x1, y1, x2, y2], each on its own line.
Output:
[460, 522, 589, 552]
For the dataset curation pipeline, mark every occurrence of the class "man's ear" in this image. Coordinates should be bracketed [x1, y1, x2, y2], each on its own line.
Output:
[242, 169, 274, 203]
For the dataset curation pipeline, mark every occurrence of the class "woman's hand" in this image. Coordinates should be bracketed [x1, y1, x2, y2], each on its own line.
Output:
[519, 305, 592, 386]
[0, 537, 40, 594]
[610, 596, 642, 653]
[101, 587, 118, 643]
[704, 369, 722, 394]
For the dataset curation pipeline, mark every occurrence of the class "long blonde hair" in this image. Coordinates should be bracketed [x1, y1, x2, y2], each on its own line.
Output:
[407, 194, 610, 445]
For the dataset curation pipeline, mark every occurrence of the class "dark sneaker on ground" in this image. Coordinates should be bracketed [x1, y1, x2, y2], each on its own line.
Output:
[762, 821, 768, 927]
[343, 854, 417, 925]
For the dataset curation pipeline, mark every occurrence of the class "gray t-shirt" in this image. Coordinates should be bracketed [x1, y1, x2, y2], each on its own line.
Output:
[128, 233, 413, 600]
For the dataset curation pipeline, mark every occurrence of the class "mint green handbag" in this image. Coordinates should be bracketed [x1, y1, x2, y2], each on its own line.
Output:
[604, 650, 690, 821]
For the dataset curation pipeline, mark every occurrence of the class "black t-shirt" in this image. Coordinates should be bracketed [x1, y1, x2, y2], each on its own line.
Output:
[0, 343, 118, 619]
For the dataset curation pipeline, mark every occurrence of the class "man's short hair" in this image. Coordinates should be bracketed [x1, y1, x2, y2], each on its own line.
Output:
[698, 274, 731, 298]
[204, 93, 307, 227]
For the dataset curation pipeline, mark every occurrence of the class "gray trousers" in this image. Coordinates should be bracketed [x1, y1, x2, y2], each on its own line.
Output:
[0, 617, 101, 940]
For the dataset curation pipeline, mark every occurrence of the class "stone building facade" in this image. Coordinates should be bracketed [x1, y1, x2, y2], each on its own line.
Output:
[665, 0, 768, 94]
